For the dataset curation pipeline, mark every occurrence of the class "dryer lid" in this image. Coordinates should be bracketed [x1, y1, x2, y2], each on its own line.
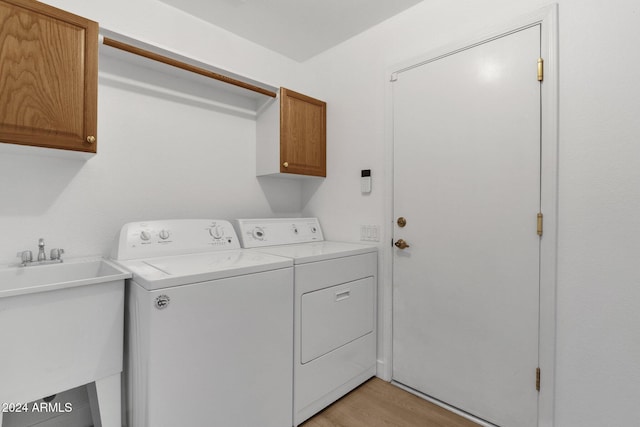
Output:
[249, 241, 376, 264]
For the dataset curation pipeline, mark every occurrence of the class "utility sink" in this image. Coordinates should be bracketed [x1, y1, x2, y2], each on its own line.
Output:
[0, 258, 130, 298]
[0, 258, 131, 427]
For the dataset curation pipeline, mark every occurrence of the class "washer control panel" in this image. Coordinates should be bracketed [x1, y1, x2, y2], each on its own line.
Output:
[112, 219, 240, 260]
[235, 218, 324, 248]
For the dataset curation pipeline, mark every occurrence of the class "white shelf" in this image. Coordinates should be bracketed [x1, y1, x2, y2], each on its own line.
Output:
[98, 28, 279, 117]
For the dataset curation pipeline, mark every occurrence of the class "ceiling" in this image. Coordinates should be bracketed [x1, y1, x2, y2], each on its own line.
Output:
[158, 0, 424, 62]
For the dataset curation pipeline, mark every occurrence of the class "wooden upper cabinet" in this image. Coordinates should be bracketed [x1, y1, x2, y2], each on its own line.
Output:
[280, 88, 326, 177]
[0, 0, 98, 153]
[257, 87, 326, 178]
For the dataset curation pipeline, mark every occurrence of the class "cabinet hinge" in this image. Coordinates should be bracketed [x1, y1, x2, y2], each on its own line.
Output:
[537, 58, 544, 82]
[537, 213, 543, 236]
[536, 367, 541, 391]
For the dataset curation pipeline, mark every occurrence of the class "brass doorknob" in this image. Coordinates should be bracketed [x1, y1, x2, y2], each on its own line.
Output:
[394, 239, 410, 249]
[283, 161, 289, 168]
[86, 135, 96, 144]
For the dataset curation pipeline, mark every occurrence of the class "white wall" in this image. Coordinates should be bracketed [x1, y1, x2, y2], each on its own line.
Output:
[301, 1, 640, 426]
[4, 1, 640, 426]
[0, 0, 321, 267]
[1, 1, 315, 426]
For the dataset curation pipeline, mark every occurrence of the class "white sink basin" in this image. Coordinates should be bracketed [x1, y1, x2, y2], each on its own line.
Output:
[0, 257, 131, 409]
[0, 258, 131, 298]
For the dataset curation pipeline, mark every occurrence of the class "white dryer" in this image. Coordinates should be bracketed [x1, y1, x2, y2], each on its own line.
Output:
[236, 218, 377, 426]
[111, 219, 293, 427]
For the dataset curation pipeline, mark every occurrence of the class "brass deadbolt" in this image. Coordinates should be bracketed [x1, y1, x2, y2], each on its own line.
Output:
[397, 217, 407, 227]
[86, 135, 96, 144]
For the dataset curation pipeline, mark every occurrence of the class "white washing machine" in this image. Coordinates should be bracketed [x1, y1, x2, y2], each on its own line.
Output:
[236, 218, 377, 426]
[111, 219, 294, 427]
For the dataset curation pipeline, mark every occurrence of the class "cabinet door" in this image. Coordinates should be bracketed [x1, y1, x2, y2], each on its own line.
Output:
[280, 87, 326, 177]
[0, 0, 98, 152]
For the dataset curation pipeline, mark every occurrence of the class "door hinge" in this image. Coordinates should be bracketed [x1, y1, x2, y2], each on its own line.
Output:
[537, 213, 543, 236]
[536, 367, 541, 391]
[537, 58, 544, 82]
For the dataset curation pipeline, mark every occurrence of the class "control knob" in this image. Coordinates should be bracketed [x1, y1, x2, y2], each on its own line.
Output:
[209, 226, 224, 240]
[159, 230, 170, 240]
[140, 231, 151, 241]
[252, 227, 265, 240]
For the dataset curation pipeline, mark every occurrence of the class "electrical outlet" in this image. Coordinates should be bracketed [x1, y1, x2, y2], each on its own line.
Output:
[360, 225, 380, 242]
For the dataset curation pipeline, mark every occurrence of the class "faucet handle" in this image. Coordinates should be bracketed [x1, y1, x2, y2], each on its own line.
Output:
[39, 238, 45, 248]
[17, 250, 33, 264]
[50, 248, 65, 261]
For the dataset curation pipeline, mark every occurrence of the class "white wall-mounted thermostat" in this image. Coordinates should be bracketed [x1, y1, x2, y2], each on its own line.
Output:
[361, 169, 372, 193]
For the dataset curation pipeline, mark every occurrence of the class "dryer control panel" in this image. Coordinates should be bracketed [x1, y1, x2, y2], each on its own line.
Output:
[112, 219, 240, 260]
[235, 218, 324, 248]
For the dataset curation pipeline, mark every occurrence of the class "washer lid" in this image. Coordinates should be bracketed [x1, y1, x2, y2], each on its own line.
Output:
[251, 241, 376, 264]
[113, 250, 292, 290]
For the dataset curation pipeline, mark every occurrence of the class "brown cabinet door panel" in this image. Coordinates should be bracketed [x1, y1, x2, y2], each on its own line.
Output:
[0, 0, 98, 152]
[280, 88, 326, 177]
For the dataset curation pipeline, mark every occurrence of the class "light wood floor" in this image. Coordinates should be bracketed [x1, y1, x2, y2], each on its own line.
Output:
[301, 378, 479, 427]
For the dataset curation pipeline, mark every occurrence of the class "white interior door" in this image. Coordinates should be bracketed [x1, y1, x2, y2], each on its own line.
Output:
[392, 26, 541, 427]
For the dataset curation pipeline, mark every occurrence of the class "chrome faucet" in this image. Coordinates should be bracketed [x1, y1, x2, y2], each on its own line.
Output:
[38, 238, 46, 261]
[17, 238, 64, 267]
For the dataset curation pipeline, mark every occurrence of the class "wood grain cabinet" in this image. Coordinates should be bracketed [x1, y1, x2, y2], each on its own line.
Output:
[0, 0, 98, 153]
[257, 87, 326, 177]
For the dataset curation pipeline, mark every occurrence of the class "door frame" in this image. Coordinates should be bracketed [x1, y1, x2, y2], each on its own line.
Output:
[381, 5, 558, 427]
